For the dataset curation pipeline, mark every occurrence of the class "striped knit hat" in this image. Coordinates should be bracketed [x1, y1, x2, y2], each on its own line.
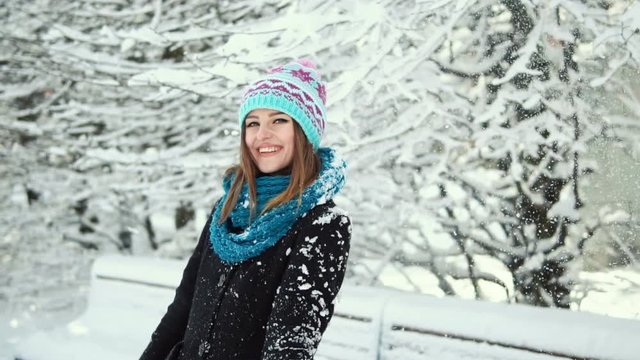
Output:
[238, 59, 327, 150]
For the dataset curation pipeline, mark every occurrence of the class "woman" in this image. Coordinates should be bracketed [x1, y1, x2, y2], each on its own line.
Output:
[140, 59, 351, 360]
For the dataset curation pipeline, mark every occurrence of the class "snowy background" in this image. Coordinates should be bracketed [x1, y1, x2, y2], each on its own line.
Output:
[1, 0, 640, 359]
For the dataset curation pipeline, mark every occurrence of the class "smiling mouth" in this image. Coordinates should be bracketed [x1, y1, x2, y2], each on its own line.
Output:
[258, 146, 282, 156]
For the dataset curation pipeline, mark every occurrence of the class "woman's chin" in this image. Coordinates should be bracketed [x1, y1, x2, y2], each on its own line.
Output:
[257, 164, 292, 176]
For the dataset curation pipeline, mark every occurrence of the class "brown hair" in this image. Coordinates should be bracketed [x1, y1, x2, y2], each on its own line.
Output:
[218, 121, 321, 224]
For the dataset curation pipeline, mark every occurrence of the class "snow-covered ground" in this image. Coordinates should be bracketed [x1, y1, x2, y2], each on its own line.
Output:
[3, 256, 640, 360]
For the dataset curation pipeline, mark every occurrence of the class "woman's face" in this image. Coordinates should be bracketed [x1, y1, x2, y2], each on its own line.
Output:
[244, 108, 295, 175]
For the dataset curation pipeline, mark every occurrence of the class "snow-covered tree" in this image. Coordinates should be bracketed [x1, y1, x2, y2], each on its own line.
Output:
[324, 0, 640, 307]
[341, 0, 640, 307]
[2, 0, 639, 310]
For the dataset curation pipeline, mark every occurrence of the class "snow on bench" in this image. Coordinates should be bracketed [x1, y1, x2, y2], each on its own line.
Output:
[329, 286, 640, 360]
[14, 255, 640, 360]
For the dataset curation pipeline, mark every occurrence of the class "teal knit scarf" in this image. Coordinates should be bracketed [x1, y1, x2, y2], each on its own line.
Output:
[209, 147, 346, 264]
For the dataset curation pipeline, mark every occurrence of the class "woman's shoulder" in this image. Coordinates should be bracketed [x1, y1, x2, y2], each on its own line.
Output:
[290, 200, 351, 260]
[298, 200, 351, 234]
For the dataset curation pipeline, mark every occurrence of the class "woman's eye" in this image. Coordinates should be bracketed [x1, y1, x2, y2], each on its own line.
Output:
[274, 118, 288, 124]
[246, 121, 258, 127]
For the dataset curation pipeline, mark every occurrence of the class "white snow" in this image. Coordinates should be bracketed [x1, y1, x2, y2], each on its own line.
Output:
[299, 283, 312, 291]
[548, 185, 580, 221]
[128, 62, 258, 90]
[7, 256, 640, 360]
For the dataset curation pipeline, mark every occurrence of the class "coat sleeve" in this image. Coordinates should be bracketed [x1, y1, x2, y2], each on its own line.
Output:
[139, 205, 215, 360]
[261, 207, 352, 360]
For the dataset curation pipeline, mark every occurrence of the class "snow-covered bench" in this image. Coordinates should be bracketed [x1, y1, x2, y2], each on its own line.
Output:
[14, 255, 640, 360]
[323, 286, 640, 360]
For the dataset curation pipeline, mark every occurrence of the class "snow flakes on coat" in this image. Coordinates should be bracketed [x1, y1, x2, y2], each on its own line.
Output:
[140, 200, 351, 360]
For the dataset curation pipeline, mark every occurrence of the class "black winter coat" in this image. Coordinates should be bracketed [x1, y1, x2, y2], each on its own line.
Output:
[139, 199, 351, 360]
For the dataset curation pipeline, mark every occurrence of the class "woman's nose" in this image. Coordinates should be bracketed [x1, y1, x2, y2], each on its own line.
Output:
[256, 124, 273, 139]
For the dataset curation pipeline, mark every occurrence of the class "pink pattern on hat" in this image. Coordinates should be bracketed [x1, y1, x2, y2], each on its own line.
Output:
[316, 83, 326, 105]
[268, 65, 284, 74]
[239, 59, 327, 148]
[296, 58, 317, 69]
[290, 68, 314, 83]
[244, 79, 324, 130]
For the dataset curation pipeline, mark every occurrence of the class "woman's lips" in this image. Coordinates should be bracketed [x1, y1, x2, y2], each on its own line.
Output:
[257, 145, 282, 157]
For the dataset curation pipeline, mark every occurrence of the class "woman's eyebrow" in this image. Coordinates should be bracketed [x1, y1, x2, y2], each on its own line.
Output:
[246, 111, 286, 120]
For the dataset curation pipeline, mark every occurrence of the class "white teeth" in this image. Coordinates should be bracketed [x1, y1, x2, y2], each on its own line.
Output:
[259, 147, 279, 153]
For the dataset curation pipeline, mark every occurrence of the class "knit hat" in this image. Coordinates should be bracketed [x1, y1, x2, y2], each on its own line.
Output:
[238, 59, 327, 150]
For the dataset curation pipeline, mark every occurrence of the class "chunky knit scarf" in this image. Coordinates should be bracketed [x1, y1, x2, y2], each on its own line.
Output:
[209, 147, 346, 264]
